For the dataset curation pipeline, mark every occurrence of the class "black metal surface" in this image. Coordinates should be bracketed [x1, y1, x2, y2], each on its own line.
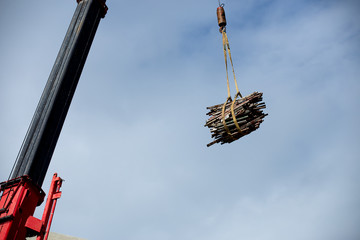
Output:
[11, 0, 106, 187]
[0, 215, 14, 224]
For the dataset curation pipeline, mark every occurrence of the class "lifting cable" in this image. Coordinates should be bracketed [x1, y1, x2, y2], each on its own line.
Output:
[217, 3, 244, 136]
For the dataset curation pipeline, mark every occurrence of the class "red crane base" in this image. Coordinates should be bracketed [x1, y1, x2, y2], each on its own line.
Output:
[0, 174, 62, 240]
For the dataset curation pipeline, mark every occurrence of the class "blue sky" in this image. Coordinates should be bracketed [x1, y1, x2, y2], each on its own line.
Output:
[1, 0, 359, 239]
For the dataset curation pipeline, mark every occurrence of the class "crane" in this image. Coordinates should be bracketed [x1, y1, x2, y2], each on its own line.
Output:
[0, 0, 108, 239]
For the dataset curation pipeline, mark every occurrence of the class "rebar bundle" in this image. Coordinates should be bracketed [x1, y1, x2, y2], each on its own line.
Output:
[205, 92, 267, 147]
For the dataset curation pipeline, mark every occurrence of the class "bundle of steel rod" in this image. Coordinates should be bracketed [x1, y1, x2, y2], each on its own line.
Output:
[205, 92, 267, 147]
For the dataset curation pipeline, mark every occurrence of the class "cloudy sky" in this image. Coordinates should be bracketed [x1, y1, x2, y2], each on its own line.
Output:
[1, 0, 359, 239]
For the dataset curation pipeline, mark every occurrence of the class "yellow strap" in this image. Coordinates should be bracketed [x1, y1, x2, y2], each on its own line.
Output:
[222, 31, 231, 99]
[221, 29, 243, 136]
[230, 92, 243, 135]
[222, 30, 242, 98]
[221, 97, 234, 139]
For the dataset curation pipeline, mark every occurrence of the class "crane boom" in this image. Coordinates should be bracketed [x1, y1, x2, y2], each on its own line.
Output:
[0, 1, 107, 239]
[11, 0, 107, 188]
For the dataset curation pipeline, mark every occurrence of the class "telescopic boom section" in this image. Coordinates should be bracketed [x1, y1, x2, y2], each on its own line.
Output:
[11, 0, 107, 187]
[0, 1, 107, 239]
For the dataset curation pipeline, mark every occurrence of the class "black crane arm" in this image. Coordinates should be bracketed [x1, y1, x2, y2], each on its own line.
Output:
[11, 0, 107, 187]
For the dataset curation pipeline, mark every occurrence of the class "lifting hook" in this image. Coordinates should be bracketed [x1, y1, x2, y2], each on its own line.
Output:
[217, 2, 226, 33]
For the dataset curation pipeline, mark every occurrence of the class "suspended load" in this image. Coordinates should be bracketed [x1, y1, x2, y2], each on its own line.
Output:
[205, 4, 267, 147]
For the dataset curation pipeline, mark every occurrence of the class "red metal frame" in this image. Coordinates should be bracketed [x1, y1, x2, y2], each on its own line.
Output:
[37, 174, 63, 240]
[0, 173, 62, 240]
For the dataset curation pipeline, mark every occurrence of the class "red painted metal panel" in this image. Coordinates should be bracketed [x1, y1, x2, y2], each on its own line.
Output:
[52, 192, 62, 200]
[0, 176, 44, 240]
[25, 216, 43, 233]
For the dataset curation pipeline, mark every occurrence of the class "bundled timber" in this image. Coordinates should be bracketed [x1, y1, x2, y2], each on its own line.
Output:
[205, 92, 267, 147]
